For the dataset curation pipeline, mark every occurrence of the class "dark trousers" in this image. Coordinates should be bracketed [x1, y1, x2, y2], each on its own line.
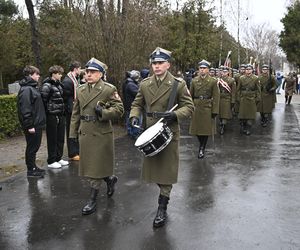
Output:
[46, 114, 65, 164]
[65, 112, 79, 158]
[24, 129, 43, 171]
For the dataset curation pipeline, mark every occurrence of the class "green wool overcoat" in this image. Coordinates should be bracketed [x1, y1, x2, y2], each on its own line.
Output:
[189, 75, 220, 135]
[258, 74, 277, 113]
[219, 76, 236, 120]
[284, 76, 297, 96]
[130, 71, 194, 184]
[69, 80, 124, 178]
[237, 74, 261, 120]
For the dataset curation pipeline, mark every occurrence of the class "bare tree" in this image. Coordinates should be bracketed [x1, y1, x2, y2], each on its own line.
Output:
[25, 0, 41, 69]
[243, 23, 280, 65]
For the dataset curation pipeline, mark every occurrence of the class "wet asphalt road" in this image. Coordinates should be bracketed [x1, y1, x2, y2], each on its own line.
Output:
[1, 102, 300, 250]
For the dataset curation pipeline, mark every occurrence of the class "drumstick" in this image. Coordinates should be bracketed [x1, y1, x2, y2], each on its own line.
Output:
[157, 104, 178, 124]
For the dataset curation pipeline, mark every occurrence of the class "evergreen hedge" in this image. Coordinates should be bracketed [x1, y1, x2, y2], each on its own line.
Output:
[0, 95, 21, 139]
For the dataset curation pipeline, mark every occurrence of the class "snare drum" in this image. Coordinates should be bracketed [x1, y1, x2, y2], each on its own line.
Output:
[134, 122, 173, 157]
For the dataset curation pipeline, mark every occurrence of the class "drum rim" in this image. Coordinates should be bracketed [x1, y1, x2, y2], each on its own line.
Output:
[134, 122, 164, 147]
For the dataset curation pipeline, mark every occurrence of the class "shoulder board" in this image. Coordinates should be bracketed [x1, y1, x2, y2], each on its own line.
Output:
[78, 83, 86, 88]
[174, 77, 184, 82]
[141, 77, 150, 82]
[104, 82, 115, 88]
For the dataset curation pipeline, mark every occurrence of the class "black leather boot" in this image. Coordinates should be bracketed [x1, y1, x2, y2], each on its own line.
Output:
[198, 147, 204, 159]
[104, 175, 118, 197]
[245, 124, 251, 136]
[82, 188, 99, 215]
[153, 195, 169, 228]
[288, 96, 292, 105]
[220, 124, 225, 135]
[285, 95, 288, 104]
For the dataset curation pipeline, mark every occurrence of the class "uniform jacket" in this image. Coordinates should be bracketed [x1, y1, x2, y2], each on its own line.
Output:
[219, 76, 236, 120]
[189, 74, 220, 135]
[258, 74, 277, 113]
[237, 74, 261, 120]
[283, 76, 296, 96]
[129, 71, 194, 184]
[17, 77, 46, 130]
[69, 80, 124, 178]
[40, 77, 65, 115]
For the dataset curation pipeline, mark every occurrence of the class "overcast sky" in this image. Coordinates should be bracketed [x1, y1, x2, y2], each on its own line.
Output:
[15, 0, 289, 35]
[213, 0, 290, 40]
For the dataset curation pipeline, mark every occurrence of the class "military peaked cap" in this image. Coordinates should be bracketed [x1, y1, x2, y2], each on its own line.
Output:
[86, 57, 108, 73]
[149, 47, 172, 63]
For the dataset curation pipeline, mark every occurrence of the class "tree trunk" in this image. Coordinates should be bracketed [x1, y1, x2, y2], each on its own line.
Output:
[25, 0, 42, 69]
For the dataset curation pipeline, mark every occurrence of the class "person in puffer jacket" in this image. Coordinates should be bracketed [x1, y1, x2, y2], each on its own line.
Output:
[17, 65, 46, 178]
[40, 65, 69, 169]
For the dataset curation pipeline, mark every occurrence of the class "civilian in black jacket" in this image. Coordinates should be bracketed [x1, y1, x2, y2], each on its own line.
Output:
[17, 66, 46, 178]
[62, 61, 81, 161]
[41, 65, 69, 169]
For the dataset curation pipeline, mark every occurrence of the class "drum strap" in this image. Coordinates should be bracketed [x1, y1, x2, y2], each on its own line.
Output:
[167, 79, 179, 111]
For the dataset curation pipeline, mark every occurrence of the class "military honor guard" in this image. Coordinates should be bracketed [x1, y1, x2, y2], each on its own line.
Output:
[130, 47, 194, 228]
[218, 66, 236, 134]
[189, 60, 220, 158]
[257, 64, 277, 127]
[69, 58, 124, 215]
[236, 64, 261, 135]
[233, 64, 246, 115]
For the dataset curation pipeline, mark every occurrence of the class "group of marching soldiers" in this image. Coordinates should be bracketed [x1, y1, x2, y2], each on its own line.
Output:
[210, 63, 277, 135]
[188, 61, 279, 160]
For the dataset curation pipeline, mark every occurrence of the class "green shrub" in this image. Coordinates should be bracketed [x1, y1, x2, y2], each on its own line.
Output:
[0, 95, 21, 139]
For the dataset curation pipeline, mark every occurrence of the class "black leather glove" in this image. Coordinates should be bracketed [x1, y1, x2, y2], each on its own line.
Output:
[211, 113, 217, 119]
[95, 104, 103, 117]
[130, 117, 139, 127]
[162, 112, 177, 125]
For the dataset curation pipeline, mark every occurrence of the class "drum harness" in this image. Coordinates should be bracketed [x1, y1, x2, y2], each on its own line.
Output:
[146, 79, 179, 120]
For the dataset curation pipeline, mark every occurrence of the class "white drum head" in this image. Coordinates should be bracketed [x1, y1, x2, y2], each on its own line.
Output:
[135, 122, 163, 147]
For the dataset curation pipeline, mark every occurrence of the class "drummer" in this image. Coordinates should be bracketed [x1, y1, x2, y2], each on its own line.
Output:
[129, 47, 194, 228]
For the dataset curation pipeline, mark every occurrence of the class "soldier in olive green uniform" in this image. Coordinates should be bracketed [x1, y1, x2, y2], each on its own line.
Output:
[189, 60, 220, 158]
[218, 67, 236, 134]
[233, 64, 246, 115]
[283, 73, 297, 105]
[130, 47, 194, 228]
[209, 68, 216, 78]
[257, 64, 277, 127]
[70, 58, 124, 215]
[237, 64, 261, 135]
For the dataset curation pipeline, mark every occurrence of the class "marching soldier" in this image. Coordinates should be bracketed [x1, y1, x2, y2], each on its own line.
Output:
[189, 60, 220, 158]
[209, 68, 216, 78]
[130, 47, 194, 228]
[237, 64, 261, 135]
[283, 73, 297, 105]
[218, 66, 236, 134]
[70, 58, 124, 215]
[257, 64, 277, 127]
[233, 64, 246, 115]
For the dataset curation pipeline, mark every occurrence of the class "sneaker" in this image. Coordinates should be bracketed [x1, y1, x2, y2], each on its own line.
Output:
[27, 169, 45, 178]
[70, 155, 80, 161]
[48, 162, 62, 169]
[58, 159, 69, 166]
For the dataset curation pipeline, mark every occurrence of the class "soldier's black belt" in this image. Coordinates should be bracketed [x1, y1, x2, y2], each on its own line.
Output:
[193, 95, 211, 100]
[80, 115, 97, 122]
[146, 112, 167, 119]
